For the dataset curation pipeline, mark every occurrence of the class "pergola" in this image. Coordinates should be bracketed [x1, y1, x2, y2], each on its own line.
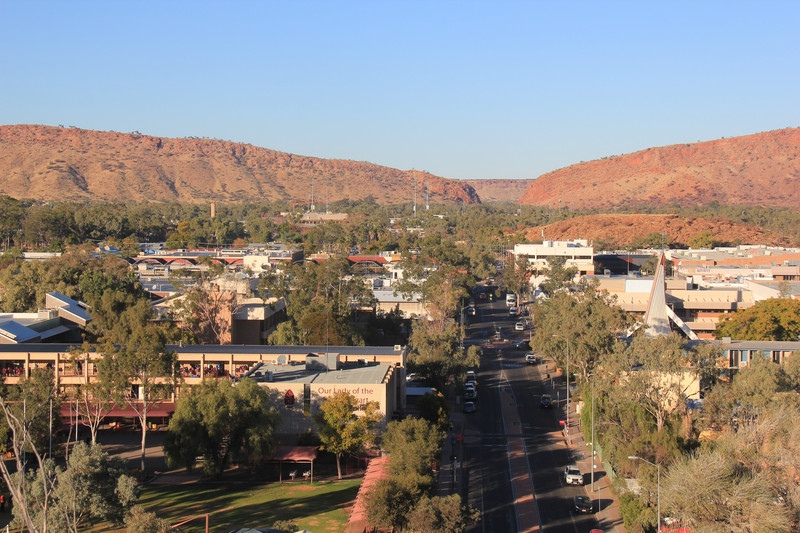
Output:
[271, 445, 319, 483]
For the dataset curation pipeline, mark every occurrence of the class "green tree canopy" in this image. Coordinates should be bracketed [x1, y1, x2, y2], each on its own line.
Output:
[381, 417, 444, 492]
[532, 280, 631, 380]
[163, 378, 280, 477]
[406, 494, 480, 533]
[314, 391, 382, 479]
[715, 298, 800, 341]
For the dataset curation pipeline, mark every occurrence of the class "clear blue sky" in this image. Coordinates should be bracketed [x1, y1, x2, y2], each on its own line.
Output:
[2, 1, 798, 180]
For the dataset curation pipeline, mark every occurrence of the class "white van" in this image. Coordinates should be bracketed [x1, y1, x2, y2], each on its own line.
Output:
[506, 293, 517, 307]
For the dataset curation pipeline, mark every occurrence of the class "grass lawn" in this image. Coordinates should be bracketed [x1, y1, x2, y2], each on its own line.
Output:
[96, 479, 361, 533]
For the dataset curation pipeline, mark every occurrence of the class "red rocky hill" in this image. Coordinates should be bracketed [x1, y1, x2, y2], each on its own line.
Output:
[523, 213, 794, 248]
[0, 124, 480, 205]
[519, 129, 800, 209]
[462, 179, 532, 203]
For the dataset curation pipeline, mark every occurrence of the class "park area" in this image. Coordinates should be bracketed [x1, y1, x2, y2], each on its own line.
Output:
[95, 478, 361, 533]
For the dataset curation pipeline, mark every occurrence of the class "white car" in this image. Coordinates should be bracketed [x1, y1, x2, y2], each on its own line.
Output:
[564, 466, 583, 485]
[515, 322, 524, 331]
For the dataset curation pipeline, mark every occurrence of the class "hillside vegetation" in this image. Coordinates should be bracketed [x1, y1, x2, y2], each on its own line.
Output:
[520, 128, 800, 209]
[0, 125, 479, 205]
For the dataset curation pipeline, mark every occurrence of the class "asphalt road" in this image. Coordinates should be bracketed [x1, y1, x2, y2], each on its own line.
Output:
[462, 296, 602, 533]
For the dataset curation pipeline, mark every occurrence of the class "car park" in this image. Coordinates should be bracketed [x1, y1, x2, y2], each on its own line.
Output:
[573, 495, 593, 514]
[540, 394, 553, 408]
[564, 466, 583, 485]
[463, 401, 476, 413]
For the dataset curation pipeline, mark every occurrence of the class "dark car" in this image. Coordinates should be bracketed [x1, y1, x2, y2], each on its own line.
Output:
[574, 495, 593, 514]
[463, 401, 476, 413]
[540, 394, 553, 408]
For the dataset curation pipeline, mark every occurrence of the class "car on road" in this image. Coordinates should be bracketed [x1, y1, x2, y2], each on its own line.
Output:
[564, 466, 584, 485]
[515, 340, 530, 350]
[464, 388, 477, 400]
[463, 401, 476, 413]
[515, 322, 524, 331]
[573, 495, 593, 514]
[525, 352, 541, 364]
[465, 370, 477, 383]
[540, 394, 553, 408]
[508, 306, 518, 315]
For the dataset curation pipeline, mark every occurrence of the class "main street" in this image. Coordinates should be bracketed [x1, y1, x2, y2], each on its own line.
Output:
[461, 293, 604, 533]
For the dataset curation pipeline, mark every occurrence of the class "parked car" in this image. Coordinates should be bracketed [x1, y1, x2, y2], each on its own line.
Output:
[465, 370, 477, 383]
[574, 495, 593, 514]
[464, 388, 477, 400]
[515, 322, 524, 331]
[508, 306, 518, 315]
[463, 401, 476, 413]
[525, 352, 541, 364]
[540, 394, 553, 408]
[564, 466, 583, 485]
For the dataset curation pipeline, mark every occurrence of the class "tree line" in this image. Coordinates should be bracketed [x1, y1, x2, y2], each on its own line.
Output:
[529, 271, 800, 531]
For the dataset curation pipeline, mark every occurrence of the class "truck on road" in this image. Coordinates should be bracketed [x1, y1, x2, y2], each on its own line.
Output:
[564, 466, 584, 485]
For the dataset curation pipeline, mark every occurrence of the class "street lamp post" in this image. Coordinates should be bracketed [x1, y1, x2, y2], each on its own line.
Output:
[551, 334, 570, 439]
[591, 374, 595, 492]
[628, 455, 660, 531]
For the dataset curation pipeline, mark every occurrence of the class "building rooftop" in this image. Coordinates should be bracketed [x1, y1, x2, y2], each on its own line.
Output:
[248, 361, 391, 385]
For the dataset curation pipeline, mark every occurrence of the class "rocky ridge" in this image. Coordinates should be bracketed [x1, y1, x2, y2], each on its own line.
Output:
[0, 125, 480, 205]
[519, 128, 800, 209]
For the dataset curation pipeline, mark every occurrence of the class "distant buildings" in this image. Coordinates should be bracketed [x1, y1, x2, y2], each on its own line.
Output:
[513, 240, 595, 287]
[0, 292, 90, 344]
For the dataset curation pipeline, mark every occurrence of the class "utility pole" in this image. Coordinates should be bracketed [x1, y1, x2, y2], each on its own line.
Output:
[591, 374, 595, 492]
[552, 334, 571, 442]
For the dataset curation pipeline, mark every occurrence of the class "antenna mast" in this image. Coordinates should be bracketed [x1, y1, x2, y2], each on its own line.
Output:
[413, 174, 417, 216]
[425, 180, 429, 210]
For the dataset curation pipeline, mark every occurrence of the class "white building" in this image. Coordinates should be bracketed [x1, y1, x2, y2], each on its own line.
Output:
[513, 239, 595, 288]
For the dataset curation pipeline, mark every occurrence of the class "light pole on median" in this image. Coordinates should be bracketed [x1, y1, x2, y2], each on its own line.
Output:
[590, 373, 595, 492]
[628, 455, 660, 531]
[551, 334, 570, 439]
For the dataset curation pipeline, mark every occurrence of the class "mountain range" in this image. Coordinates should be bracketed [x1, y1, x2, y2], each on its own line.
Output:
[1, 124, 799, 209]
[519, 128, 800, 209]
[0, 125, 479, 205]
